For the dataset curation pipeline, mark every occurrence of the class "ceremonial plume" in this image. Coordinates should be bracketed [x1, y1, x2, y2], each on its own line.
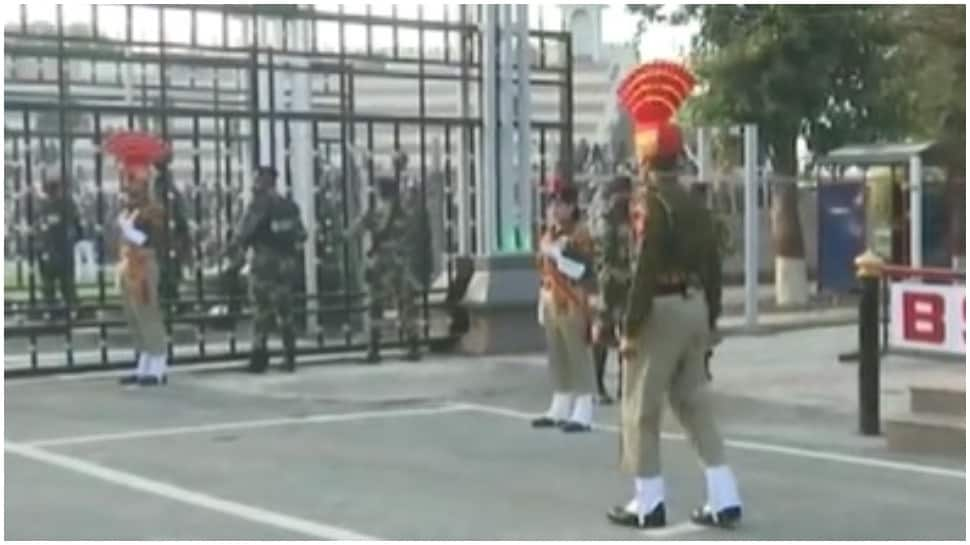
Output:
[102, 130, 169, 184]
[616, 61, 696, 164]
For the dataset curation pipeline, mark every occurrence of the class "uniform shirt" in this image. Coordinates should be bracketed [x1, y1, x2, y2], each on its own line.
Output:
[624, 174, 723, 335]
[538, 221, 597, 313]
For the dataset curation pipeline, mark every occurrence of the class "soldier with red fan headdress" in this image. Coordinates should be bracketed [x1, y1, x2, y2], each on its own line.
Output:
[531, 174, 600, 434]
[604, 62, 743, 530]
[103, 130, 171, 386]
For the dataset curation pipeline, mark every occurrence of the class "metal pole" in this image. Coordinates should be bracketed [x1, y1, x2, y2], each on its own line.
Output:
[480, 5, 498, 255]
[855, 250, 883, 435]
[743, 124, 759, 329]
[456, 6, 472, 256]
[908, 154, 923, 268]
[515, 5, 532, 251]
[498, 5, 515, 252]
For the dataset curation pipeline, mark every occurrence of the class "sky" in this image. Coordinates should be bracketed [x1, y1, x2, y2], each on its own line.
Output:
[7, 3, 697, 60]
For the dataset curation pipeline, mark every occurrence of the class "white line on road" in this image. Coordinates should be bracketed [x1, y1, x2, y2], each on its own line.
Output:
[4, 442, 376, 540]
[455, 402, 967, 480]
[21, 405, 468, 447]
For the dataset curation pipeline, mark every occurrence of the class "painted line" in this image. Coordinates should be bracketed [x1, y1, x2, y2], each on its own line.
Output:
[21, 405, 468, 448]
[642, 521, 705, 538]
[455, 402, 966, 480]
[5, 441, 376, 540]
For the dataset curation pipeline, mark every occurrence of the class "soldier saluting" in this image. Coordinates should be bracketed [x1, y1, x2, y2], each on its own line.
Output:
[605, 61, 743, 530]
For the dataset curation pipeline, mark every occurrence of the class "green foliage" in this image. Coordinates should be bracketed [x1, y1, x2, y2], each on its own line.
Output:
[626, 5, 964, 175]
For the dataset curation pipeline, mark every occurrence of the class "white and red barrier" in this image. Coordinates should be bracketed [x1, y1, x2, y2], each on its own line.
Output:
[883, 266, 966, 356]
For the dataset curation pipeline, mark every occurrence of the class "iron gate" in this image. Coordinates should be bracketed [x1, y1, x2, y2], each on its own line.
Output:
[3, 4, 574, 376]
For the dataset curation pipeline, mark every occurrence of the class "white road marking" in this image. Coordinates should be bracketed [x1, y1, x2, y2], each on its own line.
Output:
[641, 521, 705, 538]
[5, 442, 376, 540]
[455, 402, 966, 480]
[21, 405, 468, 447]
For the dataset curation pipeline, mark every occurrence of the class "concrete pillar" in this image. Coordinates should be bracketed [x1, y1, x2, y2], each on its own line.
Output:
[516, 5, 533, 250]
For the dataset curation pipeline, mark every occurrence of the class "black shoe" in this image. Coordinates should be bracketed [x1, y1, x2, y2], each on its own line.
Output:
[607, 502, 666, 529]
[137, 375, 167, 387]
[690, 505, 742, 529]
[531, 416, 564, 428]
[118, 374, 140, 386]
[561, 421, 592, 433]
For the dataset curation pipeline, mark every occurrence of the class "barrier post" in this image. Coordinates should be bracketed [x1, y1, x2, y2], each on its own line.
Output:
[855, 250, 884, 435]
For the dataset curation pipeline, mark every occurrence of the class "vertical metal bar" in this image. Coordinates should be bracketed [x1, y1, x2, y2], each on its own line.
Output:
[538, 127, 547, 235]
[391, 5, 400, 59]
[91, 4, 99, 39]
[444, 125, 455, 284]
[364, 120, 376, 346]
[56, 5, 75, 369]
[516, 5, 532, 251]
[455, 5, 471, 256]
[22, 109, 39, 370]
[311, 119, 324, 348]
[365, 5, 373, 57]
[13, 135, 24, 288]
[743, 124, 759, 329]
[560, 31, 574, 188]
[858, 271, 881, 435]
[192, 115, 205, 359]
[417, 4, 430, 339]
[224, 116, 237, 355]
[283, 117, 293, 198]
[250, 13, 261, 167]
[93, 112, 108, 367]
[190, 7, 198, 48]
[268, 50, 277, 169]
[339, 67, 355, 347]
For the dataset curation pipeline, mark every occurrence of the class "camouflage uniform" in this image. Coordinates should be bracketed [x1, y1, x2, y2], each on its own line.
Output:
[590, 175, 633, 402]
[345, 176, 421, 363]
[230, 167, 306, 373]
[36, 180, 83, 316]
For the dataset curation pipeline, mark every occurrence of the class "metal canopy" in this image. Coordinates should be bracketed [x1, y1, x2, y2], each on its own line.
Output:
[820, 141, 940, 166]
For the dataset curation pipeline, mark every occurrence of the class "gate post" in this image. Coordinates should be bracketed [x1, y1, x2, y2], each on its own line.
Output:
[855, 250, 884, 435]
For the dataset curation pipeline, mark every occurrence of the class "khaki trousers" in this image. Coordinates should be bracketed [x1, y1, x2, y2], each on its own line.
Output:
[119, 252, 167, 355]
[619, 292, 725, 476]
[540, 290, 595, 395]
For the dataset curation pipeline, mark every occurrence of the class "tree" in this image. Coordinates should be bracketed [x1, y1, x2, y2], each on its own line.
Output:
[628, 5, 917, 304]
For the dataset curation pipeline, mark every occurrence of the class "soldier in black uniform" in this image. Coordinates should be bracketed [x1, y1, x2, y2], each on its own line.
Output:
[36, 177, 83, 317]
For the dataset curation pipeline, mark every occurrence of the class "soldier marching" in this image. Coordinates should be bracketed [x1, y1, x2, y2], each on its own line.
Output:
[602, 60, 742, 530]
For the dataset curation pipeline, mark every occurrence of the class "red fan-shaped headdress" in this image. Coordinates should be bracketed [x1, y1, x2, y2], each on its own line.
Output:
[103, 130, 169, 184]
[616, 61, 696, 164]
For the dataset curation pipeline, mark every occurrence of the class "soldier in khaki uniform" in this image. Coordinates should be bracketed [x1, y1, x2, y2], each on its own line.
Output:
[532, 181, 599, 433]
[606, 61, 742, 530]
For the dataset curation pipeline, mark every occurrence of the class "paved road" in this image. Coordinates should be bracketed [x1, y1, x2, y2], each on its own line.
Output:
[5, 326, 964, 540]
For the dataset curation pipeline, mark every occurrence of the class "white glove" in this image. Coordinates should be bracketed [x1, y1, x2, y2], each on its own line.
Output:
[118, 211, 147, 246]
[556, 254, 586, 280]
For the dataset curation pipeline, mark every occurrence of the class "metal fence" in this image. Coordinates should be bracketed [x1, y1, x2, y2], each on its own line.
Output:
[3, 5, 574, 376]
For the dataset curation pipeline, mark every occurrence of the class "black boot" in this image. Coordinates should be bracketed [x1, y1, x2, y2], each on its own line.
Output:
[282, 330, 297, 373]
[364, 330, 381, 364]
[248, 347, 269, 374]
